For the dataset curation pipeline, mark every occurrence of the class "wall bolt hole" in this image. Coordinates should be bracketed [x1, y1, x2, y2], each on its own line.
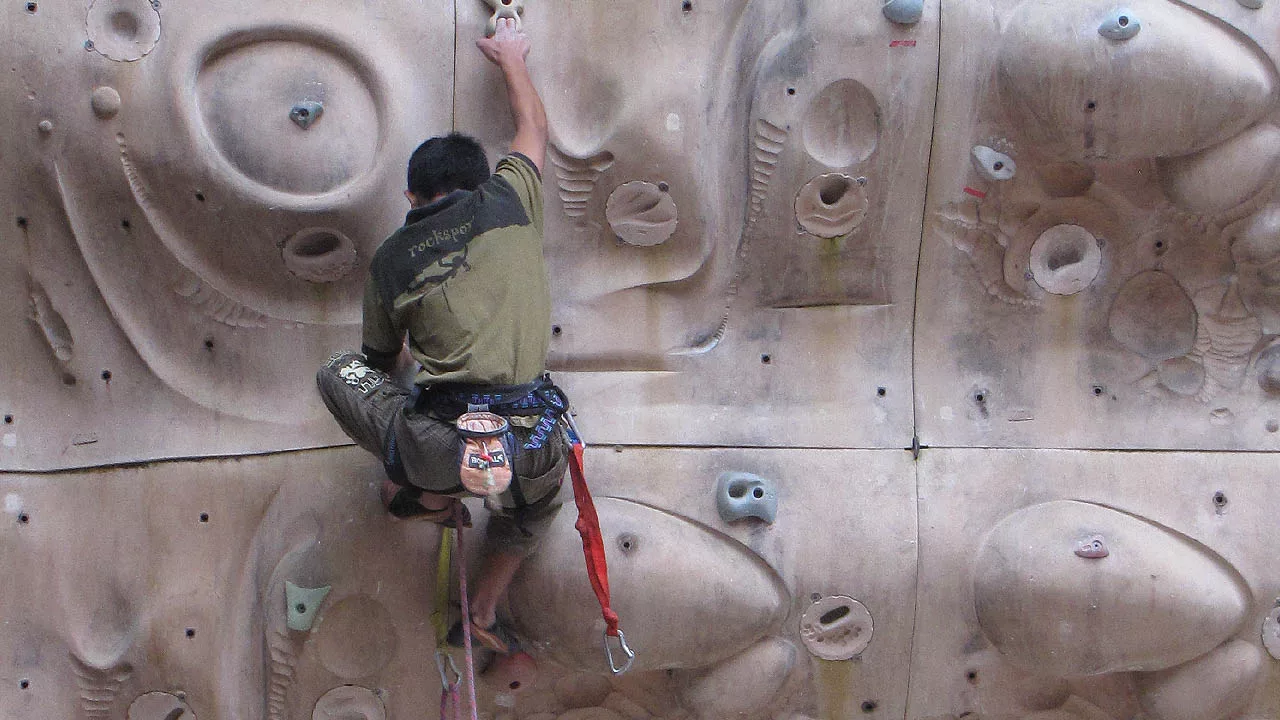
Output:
[194, 191, 205, 203]
[185, 628, 196, 638]
[203, 338, 215, 351]
[1092, 385, 1104, 396]
[4, 414, 12, 424]
[25, 2, 36, 12]
[101, 370, 112, 381]
[761, 354, 772, 364]
[19, 679, 29, 689]
[551, 325, 562, 336]
[862, 701, 878, 713]
[295, 603, 306, 614]
[16, 216, 28, 229]
[1213, 491, 1227, 507]
[657, 181, 670, 193]
[681, 0, 692, 11]
[786, 87, 796, 96]
[199, 512, 209, 523]
[877, 386, 887, 397]
[752, 487, 764, 499]
[18, 512, 29, 524]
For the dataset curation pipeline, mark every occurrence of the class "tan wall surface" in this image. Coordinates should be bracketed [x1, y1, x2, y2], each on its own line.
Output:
[2, 0, 1278, 719]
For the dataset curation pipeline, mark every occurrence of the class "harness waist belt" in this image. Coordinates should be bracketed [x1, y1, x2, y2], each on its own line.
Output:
[416, 374, 570, 451]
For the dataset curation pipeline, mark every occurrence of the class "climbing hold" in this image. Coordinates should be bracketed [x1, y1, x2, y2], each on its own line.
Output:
[1074, 535, 1109, 558]
[285, 581, 331, 631]
[1098, 8, 1141, 40]
[881, 0, 923, 24]
[85, 0, 161, 61]
[90, 86, 121, 119]
[126, 691, 196, 720]
[288, 100, 324, 130]
[716, 471, 778, 524]
[799, 595, 873, 660]
[1028, 224, 1102, 296]
[970, 145, 1016, 181]
[794, 173, 869, 238]
[1263, 606, 1280, 659]
[482, 0, 524, 36]
[1237, 0, 1263, 8]
[313, 685, 385, 720]
[37, 120, 53, 134]
[605, 181, 678, 246]
[281, 228, 358, 283]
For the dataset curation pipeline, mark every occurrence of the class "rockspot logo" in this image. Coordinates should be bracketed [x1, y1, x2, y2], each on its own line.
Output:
[338, 358, 384, 395]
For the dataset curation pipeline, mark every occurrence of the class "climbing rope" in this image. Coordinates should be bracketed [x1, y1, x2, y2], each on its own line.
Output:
[453, 503, 481, 720]
[432, 528, 463, 719]
[564, 414, 634, 674]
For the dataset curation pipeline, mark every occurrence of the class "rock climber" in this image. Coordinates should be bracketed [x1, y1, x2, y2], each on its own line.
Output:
[315, 16, 567, 656]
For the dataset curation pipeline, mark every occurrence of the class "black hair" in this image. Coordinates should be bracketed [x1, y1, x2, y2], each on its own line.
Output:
[406, 132, 490, 201]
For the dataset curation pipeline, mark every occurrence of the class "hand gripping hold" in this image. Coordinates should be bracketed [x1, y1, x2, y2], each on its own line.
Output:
[481, 0, 524, 36]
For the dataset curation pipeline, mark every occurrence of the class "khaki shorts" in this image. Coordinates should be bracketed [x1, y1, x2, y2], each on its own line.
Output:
[316, 351, 568, 555]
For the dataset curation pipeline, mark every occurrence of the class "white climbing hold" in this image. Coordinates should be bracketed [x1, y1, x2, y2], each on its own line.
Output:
[971, 145, 1017, 181]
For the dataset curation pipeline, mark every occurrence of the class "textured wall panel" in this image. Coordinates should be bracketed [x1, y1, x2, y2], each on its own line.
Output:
[0, 0, 455, 469]
[915, 0, 1280, 450]
[455, 0, 939, 448]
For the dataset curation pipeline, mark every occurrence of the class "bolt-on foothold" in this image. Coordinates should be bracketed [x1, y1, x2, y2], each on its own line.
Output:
[881, 0, 923, 24]
[1098, 9, 1141, 40]
[1074, 535, 1109, 558]
[970, 145, 1016, 181]
[289, 100, 324, 130]
[1237, 0, 1263, 8]
[37, 120, 53, 134]
[715, 471, 778, 524]
[481, 0, 524, 36]
[285, 581, 331, 631]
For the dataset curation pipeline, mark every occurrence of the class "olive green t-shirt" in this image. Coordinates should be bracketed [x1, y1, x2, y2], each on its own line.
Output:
[362, 153, 550, 386]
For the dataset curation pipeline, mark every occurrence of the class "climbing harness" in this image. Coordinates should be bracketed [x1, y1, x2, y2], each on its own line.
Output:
[431, 530, 464, 719]
[563, 414, 635, 675]
[415, 375, 635, 675]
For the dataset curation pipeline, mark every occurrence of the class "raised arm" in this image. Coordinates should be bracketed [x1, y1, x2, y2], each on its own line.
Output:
[476, 18, 548, 173]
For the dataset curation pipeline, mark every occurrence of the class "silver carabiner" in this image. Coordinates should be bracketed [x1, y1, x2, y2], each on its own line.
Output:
[603, 628, 635, 675]
[435, 649, 461, 689]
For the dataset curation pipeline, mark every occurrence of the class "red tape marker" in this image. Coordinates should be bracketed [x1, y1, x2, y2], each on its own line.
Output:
[963, 186, 987, 199]
[889, 39, 917, 47]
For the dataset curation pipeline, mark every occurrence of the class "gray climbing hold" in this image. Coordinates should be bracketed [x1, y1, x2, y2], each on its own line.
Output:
[1237, 0, 1263, 8]
[1098, 9, 1141, 40]
[881, 0, 923, 24]
[37, 120, 53, 134]
[1074, 535, 1109, 559]
[285, 580, 331, 631]
[716, 472, 778, 524]
[970, 145, 1016, 181]
[289, 101, 324, 130]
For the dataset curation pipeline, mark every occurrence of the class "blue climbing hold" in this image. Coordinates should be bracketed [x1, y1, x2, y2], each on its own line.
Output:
[1098, 9, 1141, 40]
[716, 472, 778, 524]
[882, 0, 923, 25]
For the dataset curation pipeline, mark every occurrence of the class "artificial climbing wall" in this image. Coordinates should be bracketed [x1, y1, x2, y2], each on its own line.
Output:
[1, 0, 1278, 718]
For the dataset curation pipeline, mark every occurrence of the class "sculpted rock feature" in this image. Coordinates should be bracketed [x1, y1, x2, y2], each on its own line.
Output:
[974, 501, 1249, 676]
[509, 497, 790, 672]
[5, 1, 1280, 719]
